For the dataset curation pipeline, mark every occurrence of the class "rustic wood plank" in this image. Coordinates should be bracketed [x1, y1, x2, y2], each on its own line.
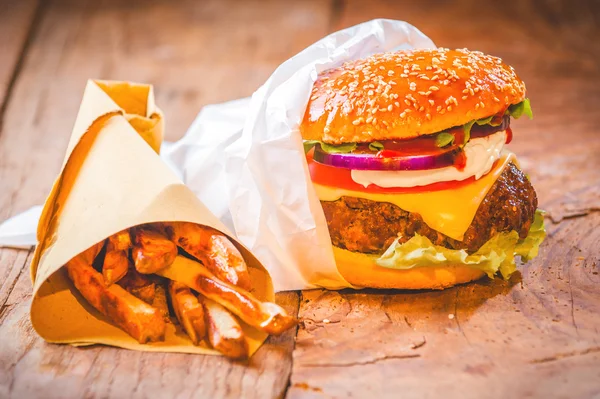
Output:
[288, 1, 600, 398]
[0, 0, 332, 397]
[0, 0, 40, 120]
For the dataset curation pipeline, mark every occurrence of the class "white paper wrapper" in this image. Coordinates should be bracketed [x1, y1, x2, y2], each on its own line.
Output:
[0, 19, 434, 291]
[164, 19, 435, 291]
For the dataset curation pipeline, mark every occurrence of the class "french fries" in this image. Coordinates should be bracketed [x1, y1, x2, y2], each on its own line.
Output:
[65, 247, 166, 343]
[163, 222, 251, 290]
[152, 283, 170, 321]
[168, 282, 206, 345]
[157, 256, 296, 335]
[200, 295, 248, 359]
[131, 227, 177, 274]
[117, 267, 156, 304]
[64, 222, 296, 357]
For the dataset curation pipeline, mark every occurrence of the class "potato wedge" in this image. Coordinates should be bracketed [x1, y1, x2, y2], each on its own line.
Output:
[163, 222, 251, 290]
[65, 248, 166, 344]
[102, 230, 133, 285]
[117, 267, 156, 304]
[168, 281, 206, 345]
[131, 227, 177, 274]
[199, 295, 248, 359]
[157, 256, 296, 335]
[102, 250, 129, 285]
[152, 282, 170, 322]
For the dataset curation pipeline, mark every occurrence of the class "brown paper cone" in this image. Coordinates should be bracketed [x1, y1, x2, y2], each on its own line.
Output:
[29, 80, 273, 356]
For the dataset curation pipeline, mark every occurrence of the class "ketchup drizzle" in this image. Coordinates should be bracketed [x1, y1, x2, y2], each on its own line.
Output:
[505, 126, 513, 144]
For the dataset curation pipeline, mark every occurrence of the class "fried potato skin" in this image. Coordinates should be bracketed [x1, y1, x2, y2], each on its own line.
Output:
[66, 250, 166, 344]
[168, 281, 206, 345]
[165, 223, 251, 290]
[200, 295, 248, 359]
[132, 227, 177, 274]
[158, 256, 297, 335]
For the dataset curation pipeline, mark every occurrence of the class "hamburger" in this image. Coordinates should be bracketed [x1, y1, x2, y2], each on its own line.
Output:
[301, 48, 545, 289]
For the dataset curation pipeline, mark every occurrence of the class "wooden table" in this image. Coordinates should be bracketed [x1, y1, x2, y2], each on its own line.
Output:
[1, 0, 599, 398]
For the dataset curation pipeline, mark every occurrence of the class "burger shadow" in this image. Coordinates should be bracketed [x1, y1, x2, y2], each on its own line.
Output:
[336, 271, 523, 322]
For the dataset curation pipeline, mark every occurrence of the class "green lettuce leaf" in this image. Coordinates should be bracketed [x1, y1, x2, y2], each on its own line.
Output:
[368, 141, 384, 152]
[304, 140, 357, 154]
[507, 98, 533, 119]
[376, 209, 546, 279]
[435, 132, 455, 148]
[321, 142, 357, 154]
[303, 140, 320, 154]
[462, 98, 532, 144]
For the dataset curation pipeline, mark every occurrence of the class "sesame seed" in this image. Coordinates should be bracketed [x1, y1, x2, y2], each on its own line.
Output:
[395, 101, 400, 107]
[462, 95, 468, 100]
[426, 113, 431, 120]
[310, 95, 317, 100]
[447, 105, 452, 111]
[368, 90, 374, 96]
[404, 99, 411, 106]
[428, 99, 435, 105]
[352, 119, 360, 125]
[388, 70, 395, 76]
[429, 86, 439, 91]
[366, 116, 373, 123]
[400, 112, 406, 118]
[419, 106, 424, 112]
[387, 104, 393, 111]
[418, 91, 428, 96]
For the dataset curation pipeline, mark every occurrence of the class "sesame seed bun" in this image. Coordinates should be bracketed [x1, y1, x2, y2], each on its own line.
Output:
[301, 48, 526, 144]
[333, 246, 486, 290]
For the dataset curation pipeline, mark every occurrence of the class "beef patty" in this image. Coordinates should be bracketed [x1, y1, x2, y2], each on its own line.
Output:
[320, 162, 538, 254]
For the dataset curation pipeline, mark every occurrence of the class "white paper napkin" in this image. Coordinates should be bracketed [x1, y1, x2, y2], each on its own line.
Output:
[163, 19, 435, 290]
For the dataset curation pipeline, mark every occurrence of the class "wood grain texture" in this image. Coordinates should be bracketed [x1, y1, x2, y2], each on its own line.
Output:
[0, 0, 40, 121]
[288, 1, 600, 398]
[1, 0, 599, 398]
[0, 0, 331, 397]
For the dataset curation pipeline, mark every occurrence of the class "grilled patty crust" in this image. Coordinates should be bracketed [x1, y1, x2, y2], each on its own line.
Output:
[321, 162, 538, 255]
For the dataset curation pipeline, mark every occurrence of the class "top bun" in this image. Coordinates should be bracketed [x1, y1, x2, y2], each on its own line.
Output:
[301, 48, 526, 144]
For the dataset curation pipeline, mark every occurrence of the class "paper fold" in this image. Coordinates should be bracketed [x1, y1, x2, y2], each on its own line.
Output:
[29, 80, 273, 355]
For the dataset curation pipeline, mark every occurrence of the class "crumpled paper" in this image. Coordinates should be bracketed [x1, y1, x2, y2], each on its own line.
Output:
[163, 19, 435, 290]
[0, 19, 435, 291]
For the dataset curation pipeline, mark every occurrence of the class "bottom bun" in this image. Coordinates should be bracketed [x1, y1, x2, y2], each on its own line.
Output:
[333, 246, 486, 290]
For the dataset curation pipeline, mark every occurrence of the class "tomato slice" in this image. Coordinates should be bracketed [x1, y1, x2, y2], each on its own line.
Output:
[307, 150, 488, 194]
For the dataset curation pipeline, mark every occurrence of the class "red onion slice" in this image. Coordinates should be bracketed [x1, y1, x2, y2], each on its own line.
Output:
[313, 146, 459, 171]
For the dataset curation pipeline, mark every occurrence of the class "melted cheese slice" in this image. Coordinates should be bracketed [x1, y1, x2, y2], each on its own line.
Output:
[314, 152, 516, 241]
